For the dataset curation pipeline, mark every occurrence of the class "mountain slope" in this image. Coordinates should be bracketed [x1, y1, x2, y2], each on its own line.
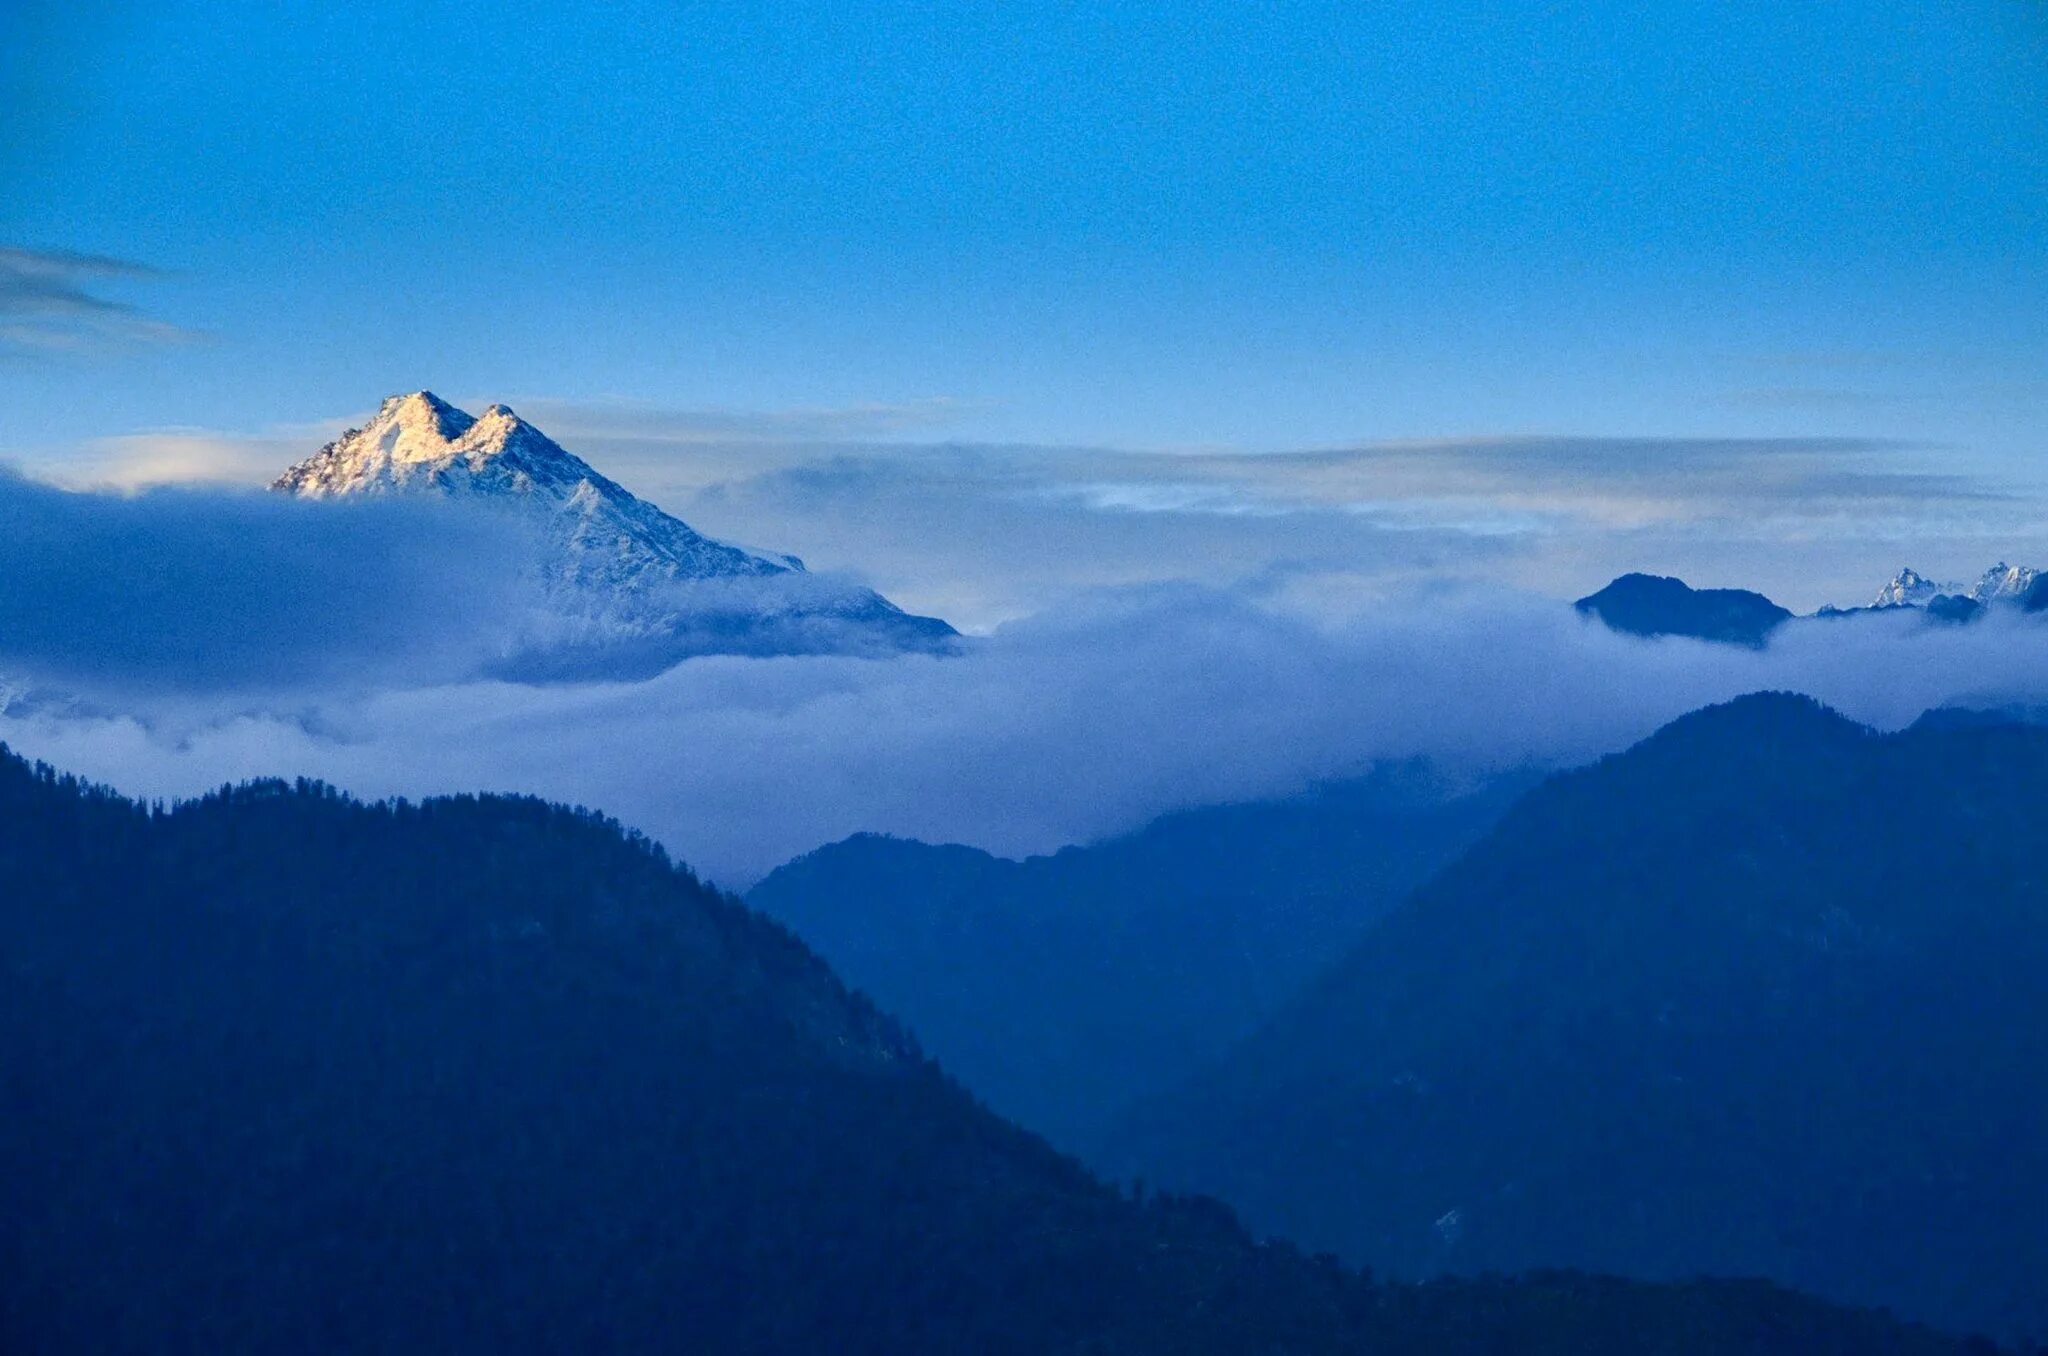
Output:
[1872, 562, 2042, 609]
[748, 768, 1528, 1143]
[0, 747, 1988, 1355]
[1859, 563, 2043, 620]
[1105, 693, 2048, 1341]
[1573, 573, 1792, 645]
[273, 392, 954, 671]
[1873, 566, 1948, 608]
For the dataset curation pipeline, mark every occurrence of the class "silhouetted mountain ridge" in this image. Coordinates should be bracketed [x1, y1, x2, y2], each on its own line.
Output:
[1577, 562, 2048, 645]
[1105, 692, 2048, 1342]
[0, 743, 1988, 1354]
[749, 766, 1531, 1141]
[1574, 573, 1792, 645]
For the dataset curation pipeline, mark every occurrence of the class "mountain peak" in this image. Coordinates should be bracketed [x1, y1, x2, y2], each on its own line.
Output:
[379, 389, 457, 414]
[1574, 573, 1790, 647]
[278, 394, 585, 495]
[464, 401, 549, 455]
[1873, 566, 1943, 608]
[473, 401, 526, 434]
[373, 390, 474, 438]
[1975, 561, 2039, 601]
[1644, 690, 1867, 752]
[1861, 562, 2039, 612]
[269, 389, 958, 669]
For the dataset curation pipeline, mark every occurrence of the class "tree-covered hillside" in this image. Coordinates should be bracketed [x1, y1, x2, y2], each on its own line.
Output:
[1108, 693, 2048, 1343]
[749, 766, 1524, 1141]
[0, 744, 2001, 1354]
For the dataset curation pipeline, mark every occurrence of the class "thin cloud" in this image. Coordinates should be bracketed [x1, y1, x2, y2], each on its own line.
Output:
[0, 245, 199, 354]
[507, 395, 985, 444]
[28, 397, 2039, 627]
[659, 434, 2029, 621]
[50, 419, 370, 489]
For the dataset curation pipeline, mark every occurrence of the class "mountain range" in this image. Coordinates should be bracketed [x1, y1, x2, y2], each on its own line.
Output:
[748, 766, 1531, 1143]
[1102, 693, 2048, 1341]
[0, 743, 1982, 1355]
[273, 391, 955, 675]
[1577, 562, 2048, 644]
[1871, 563, 2041, 610]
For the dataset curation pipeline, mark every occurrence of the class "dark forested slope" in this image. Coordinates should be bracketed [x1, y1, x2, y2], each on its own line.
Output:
[0, 745, 1999, 1354]
[748, 768, 1524, 1141]
[1108, 693, 2048, 1342]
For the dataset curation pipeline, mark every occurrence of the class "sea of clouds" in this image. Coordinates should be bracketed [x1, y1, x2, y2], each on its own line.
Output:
[3, 471, 2046, 886]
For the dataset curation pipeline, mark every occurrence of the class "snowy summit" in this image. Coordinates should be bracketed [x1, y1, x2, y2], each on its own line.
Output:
[1869, 562, 2042, 612]
[1871, 567, 1944, 609]
[273, 392, 955, 673]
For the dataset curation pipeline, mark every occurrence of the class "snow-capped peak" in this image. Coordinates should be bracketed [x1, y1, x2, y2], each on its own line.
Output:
[277, 391, 589, 493]
[1872, 567, 1946, 609]
[273, 391, 791, 582]
[269, 391, 955, 672]
[1970, 562, 2039, 603]
[366, 390, 476, 460]
[1865, 562, 2041, 611]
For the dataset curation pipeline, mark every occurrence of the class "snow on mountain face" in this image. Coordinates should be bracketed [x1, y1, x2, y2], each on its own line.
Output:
[1872, 568, 1948, 609]
[273, 392, 954, 672]
[274, 391, 793, 590]
[1869, 563, 2041, 610]
[1970, 562, 2039, 603]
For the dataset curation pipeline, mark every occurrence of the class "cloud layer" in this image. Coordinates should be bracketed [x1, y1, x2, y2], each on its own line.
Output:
[0, 471, 539, 690]
[6, 406, 2047, 889]
[5, 556, 2048, 887]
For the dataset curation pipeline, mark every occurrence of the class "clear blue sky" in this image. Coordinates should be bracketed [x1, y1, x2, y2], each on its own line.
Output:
[2, 1, 2043, 475]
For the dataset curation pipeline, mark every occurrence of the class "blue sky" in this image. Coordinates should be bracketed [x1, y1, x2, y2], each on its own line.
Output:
[2, 0, 2044, 610]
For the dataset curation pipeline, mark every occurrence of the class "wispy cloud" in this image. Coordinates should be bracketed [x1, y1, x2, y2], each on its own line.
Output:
[59, 427, 334, 489]
[0, 245, 199, 354]
[508, 394, 984, 444]
[647, 432, 2028, 621]
[29, 393, 2041, 626]
[1024, 435, 1979, 525]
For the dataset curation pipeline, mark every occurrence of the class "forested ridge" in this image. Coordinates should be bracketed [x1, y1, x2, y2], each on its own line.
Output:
[0, 745, 2006, 1354]
[1108, 694, 2048, 1343]
[747, 765, 1525, 1141]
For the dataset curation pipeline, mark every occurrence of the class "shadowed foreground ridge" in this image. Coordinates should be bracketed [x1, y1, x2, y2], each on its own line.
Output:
[747, 768, 1529, 1142]
[0, 745, 1998, 1354]
[1108, 692, 2048, 1343]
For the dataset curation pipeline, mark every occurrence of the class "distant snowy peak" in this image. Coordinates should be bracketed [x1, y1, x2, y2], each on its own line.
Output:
[271, 391, 954, 672]
[273, 391, 788, 587]
[1583, 563, 2048, 649]
[1869, 563, 2041, 610]
[1872, 568, 1948, 609]
[1971, 562, 2039, 603]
